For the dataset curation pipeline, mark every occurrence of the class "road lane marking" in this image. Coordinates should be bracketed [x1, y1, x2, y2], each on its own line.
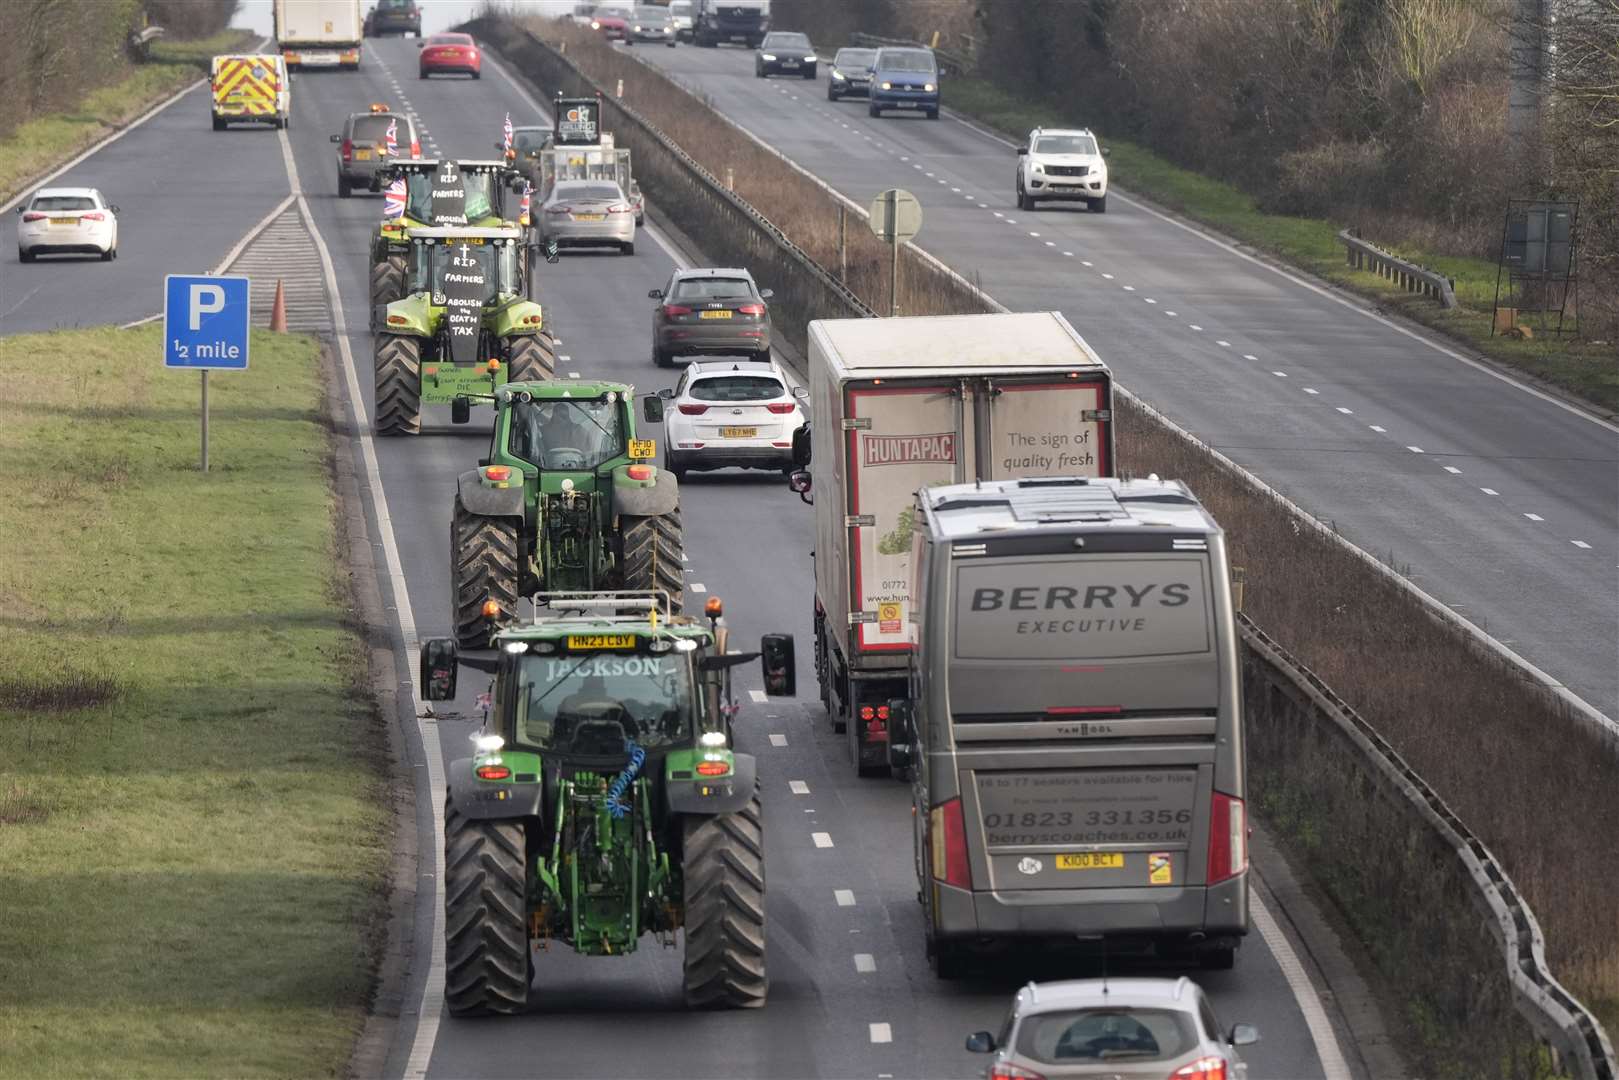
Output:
[1369, 425, 1387, 432]
[1189, 324, 1203, 331]
[1144, 297, 1156, 303]
[1272, 371, 1288, 378]
[854, 953, 876, 973]
[749, 688, 767, 703]
[1407, 446, 1425, 453]
[1303, 388, 1319, 395]
[689, 582, 707, 592]
[1337, 407, 1353, 414]
[1251, 890, 1354, 1080]
[789, 780, 810, 795]
[1216, 339, 1230, 347]
[1165, 310, 1177, 316]
[1443, 466, 1462, 474]
[769, 733, 788, 747]
[1525, 513, 1544, 521]
[1572, 540, 1591, 549]
[812, 832, 834, 848]
[835, 889, 856, 906]
[869, 1023, 892, 1044]
[1482, 487, 1499, 495]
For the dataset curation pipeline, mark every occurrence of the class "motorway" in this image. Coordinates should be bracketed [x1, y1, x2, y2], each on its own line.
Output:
[629, 42, 1619, 721]
[0, 38, 1349, 1080]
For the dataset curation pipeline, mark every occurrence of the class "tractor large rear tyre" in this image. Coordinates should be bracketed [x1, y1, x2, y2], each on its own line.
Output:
[682, 791, 767, 1009]
[504, 331, 556, 384]
[374, 333, 422, 436]
[369, 254, 407, 324]
[443, 793, 530, 1016]
[621, 510, 684, 612]
[452, 499, 521, 650]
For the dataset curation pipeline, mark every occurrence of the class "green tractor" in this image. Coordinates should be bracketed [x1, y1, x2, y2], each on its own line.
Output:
[373, 224, 558, 436]
[369, 158, 532, 320]
[451, 381, 684, 648]
[417, 592, 798, 1015]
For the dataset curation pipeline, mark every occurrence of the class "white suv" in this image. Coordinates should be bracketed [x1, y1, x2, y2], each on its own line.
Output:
[1015, 127, 1109, 213]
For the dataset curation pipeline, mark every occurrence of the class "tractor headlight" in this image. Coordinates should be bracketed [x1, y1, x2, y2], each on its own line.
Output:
[503, 641, 528, 654]
[699, 731, 728, 749]
[674, 638, 697, 653]
[474, 733, 505, 752]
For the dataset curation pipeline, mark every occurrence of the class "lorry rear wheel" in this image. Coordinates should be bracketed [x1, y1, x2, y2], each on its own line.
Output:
[443, 793, 530, 1016]
[369, 254, 407, 319]
[452, 501, 521, 649]
[682, 791, 767, 1008]
[621, 511, 684, 612]
[373, 333, 421, 435]
[505, 332, 555, 384]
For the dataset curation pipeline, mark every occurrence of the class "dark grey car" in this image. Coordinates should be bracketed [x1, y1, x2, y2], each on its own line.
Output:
[649, 267, 774, 366]
[755, 31, 816, 78]
[331, 110, 418, 197]
[827, 47, 875, 99]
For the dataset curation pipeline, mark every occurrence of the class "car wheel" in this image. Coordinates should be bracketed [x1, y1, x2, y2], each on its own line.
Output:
[418, 68, 427, 79]
[338, 175, 353, 198]
[927, 107, 939, 120]
[472, 69, 481, 79]
[19, 248, 34, 263]
[212, 116, 226, 131]
[667, 40, 676, 47]
[868, 103, 880, 118]
[827, 85, 838, 100]
[622, 241, 635, 255]
[653, 347, 671, 368]
[803, 65, 816, 79]
[1090, 194, 1108, 214]
[665, 451, 687, 480]
[101, 246, 114, 262]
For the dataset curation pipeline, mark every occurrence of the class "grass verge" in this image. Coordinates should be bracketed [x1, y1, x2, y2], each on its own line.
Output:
[0, 324, 388, 1079]
[941, 76, 1618, 416]
[0, 28, 254, 205]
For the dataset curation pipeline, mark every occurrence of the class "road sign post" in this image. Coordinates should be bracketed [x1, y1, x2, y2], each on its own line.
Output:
[867, 189, 921, 317]
[164, 274, 250, 473]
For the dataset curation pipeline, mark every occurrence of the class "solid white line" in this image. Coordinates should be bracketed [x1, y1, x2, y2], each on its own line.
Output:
[1251, 890, 1354, 1080]
[854, 953, 876, 973]
[812, 832, 833, 848]
[748, 688, 767, 703]
[869, 1022, 892, 1044]
[769, 733, 788, 747]
[789, 780, 810, 795]
[834, 889, 856, 906]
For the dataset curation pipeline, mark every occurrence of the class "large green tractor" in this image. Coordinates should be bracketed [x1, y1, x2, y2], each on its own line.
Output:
[417, 592, 798, 1015]
[450, 382, 684, 648]
[373, 225, 558, 436]
[369, 158, 532, 320]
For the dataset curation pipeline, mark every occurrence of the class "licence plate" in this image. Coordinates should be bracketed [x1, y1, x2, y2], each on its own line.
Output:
[699, 309, 733, 319]
[782, 61, 799, 67]
[1055, 853, 1124, 870]
[566, 634, 636, 650]
[574, 213, 606, 221]
[354, 148, 372, 160]
[898, 101, 918, 108]
[628, 438, 655, 459]
[720, 426, 757, 438]
[49, 217, 77, 225]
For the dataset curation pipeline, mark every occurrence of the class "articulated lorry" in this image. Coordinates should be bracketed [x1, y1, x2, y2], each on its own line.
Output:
[894, 476, 1248, 975]
[275, 0, 363, 69]
[790, 312, 1114, 775]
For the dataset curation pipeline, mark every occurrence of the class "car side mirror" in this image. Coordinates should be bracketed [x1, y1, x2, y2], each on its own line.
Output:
[420, 638, 458, 700]
[758, 288, 774, 299]
[761, 634, 795, 696]
[330, 134, 341, 143]
[787, 469, 812, 503]
[642, 395, 665, 423]
[648, 288, 664, 299]
[965, 1032, 996, 1053]
[1016, 146, 1027, 156]
[109, 205, 120, 213]
[657, 387, 676, 400]
[1101, 146, 1111, 157]
[1229, 1024, 1259, 1047]
[791, 384, 808, 402]
[417, 40, 425, 48]
[886, 699, 914, 771]
[791, 422, 811, 466]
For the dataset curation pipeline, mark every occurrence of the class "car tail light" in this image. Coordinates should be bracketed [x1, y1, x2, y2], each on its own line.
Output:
[606, 203, 629, 213]
[341, 138, 353, 160]
[410, 140, 421, 156]
[678, 403, 709, 415]
[737, 303, 765, 315]
[989, 1064, 1047, 1080]
[626, 463, 654, 480]
[1169, 1057, 1228, 1079]
[1207, 792, 1247, 885]
[483, 465, 513, 482]
[765, 402, 795, 414]
[21, 212, 46, 222]
[662, 304, 693, 316]
[695, 760, 729, 776]
[929, 798, 971, 889]
[475, 764, 511, 780]
[546, 205, 571, 215]
[80, 212, 105, 221]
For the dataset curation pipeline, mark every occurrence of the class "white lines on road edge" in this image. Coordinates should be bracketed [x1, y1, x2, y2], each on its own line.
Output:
[854, 953, 876, 973]
[788, 780, 811, 795]
[748, 688, 767, 703]
[1251, 890, 1354, 1080]
[769, 733, 789, 747]
[869, 1023, 893, 1044]
[834, 889, 857, 906]
[812, 832, 834, 848]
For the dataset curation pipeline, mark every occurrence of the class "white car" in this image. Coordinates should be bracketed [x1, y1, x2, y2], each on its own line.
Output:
[659, 359, 805, 479]
[17, 187, 119, 262]
[1016, 127, 1109, 213]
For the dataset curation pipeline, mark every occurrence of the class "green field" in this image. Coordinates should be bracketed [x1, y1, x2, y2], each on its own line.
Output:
[0, 28, 254, 204]
[944, 76, 1617, 415]
[0, 325, 387, 1078]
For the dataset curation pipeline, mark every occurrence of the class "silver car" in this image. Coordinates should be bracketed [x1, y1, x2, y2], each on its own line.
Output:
[537, 179, 636, 255]
[967, 978, 1258, 1079]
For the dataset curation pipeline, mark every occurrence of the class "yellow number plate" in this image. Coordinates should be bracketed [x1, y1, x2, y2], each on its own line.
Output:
[49, 217, 77, 225]
[566, 634, 637, 650]
[1055, 853, 1124, 871]
[574, 213, 606, 221]
[699, 309, 733, 319]
[628, 439, 655, 459]
[720, 426, 757, 438]
[354, 148, 372, 160]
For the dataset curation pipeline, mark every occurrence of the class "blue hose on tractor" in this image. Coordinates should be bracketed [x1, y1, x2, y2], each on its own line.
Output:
[607, 740, 645, 819]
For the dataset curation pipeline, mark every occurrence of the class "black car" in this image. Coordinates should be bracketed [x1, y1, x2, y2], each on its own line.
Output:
[364, 0, 420, 37]
[755, 31, 816, 79]
[826, 46, 876, 99]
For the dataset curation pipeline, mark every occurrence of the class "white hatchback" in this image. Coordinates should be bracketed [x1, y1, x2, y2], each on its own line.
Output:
[659, 359, 805, 478]
[17, 187, 119, 262]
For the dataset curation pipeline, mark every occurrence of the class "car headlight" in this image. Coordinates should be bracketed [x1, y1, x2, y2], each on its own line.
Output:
[832, 70, 845, 80]
[804, 54, 816, 61]
[1032, 163, 1044, 174]
[881, 80, 892, 90]
[924, 83, 935, 92]
[761, 53, 776, 60]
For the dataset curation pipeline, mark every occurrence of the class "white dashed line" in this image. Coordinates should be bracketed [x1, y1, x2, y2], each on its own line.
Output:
[1165, 310, 1177, 316]
[1044, 240, 1055, 247]
[992, 211, 1004, 218]
[1062, 251, 1074, 256]
[789, 780, 811, 795]
[834, 889, 856, 906]
[1028, 231, 1040, 237]
[1122, 285, 1136, 291]
[1525, 513, 1544, 521]
[1336, 407, 1353, 414]
[1243, 354, 1258, 361]
[951, 186, 961, 192]
[854, 953, 877, 973]
[748, 688, 767, 703]
[1082, 260, 1093, 267]
[1303, 388, 1320, 395]
[770, 733, 789, 747]
[1189, 324, 1204, 331]
[1006, 217, 1018, 223]
[869, 1023, 892, 1044]
[812, 832, 834, 848]
[1144, 297, 1157, 304]
[1482, 487, 1499, 495]
[1101, 272, 1114, 280]
[1216, 339, 1230, 347]
[1407, 446, 1425, 453]
[1571, 540, 1592, 549]
[1443, 466, 1462, 474]
[1271, 371, 1288, 378]
[924, 171, 934, 177]
[689, 582, 707, 592]
[1369, 425, 1387, 433]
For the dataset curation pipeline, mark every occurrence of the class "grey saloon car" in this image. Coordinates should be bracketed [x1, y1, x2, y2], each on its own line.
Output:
[537, 179, 636, 254]
[649, 267, 774, 366]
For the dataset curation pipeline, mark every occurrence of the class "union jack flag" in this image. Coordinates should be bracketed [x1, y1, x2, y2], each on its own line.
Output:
[383, 177, 406, 219]
[502, 112, 513, 153]
[384, 117, 399, 157]
[519, 180, 532, 219]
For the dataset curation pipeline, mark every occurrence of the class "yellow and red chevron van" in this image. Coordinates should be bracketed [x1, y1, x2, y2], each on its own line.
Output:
[211, 54, 291, 130]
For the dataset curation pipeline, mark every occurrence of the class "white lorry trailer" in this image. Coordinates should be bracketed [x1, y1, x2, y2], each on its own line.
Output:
[274, 0, 363, 69]
[791, 312, 1115, 775]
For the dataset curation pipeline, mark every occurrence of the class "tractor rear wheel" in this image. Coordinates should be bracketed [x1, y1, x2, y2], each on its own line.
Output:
[504, 331, 556, 384]
[681, 791, 766, 1008]
[374, 333, 421, 435]
[443, 792, 530, 1016]
[621, 510, 684, 612]
[452, 499, 520, 649]
[369, 254, 407, 320]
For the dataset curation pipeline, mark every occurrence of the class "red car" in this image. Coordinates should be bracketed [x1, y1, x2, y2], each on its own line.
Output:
[418, 32, 481, 78]
[591, 7, 630, 40]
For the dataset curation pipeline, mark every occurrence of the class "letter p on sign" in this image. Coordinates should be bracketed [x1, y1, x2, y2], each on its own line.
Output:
[189, 283, 225, 330]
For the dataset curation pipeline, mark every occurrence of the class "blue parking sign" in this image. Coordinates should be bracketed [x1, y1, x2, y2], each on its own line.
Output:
[164, 274, 250, 370]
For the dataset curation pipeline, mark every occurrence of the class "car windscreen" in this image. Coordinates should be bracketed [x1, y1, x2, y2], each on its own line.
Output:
[1015, 1008, 1199, 1065]
[1035, 134, 1098, 155]
[351, 116, 396, 143]
[432, 33, 472, 44]
[765, 33, 810, 49]
[557, 183, 622, 203]
[689, 375, 783, 402]
[515, 652, 694, 755]
[405, 172, 495, 221]
[635, 8, 669, 20]
[879, 50, 936, 72]
[834, 49, 875, 68]
[670, 1, 691, 11]
[418, 239, 516, 300]
[507, 398, 626, 470]
[673, 277, 753, 300]
[30, 195, 96, 211]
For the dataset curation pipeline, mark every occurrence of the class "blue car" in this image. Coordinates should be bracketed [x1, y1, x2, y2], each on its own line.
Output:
[868, 46, 939, 119]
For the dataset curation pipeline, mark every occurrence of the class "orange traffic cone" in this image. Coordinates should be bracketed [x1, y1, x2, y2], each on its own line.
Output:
[269, 278, 288, 332]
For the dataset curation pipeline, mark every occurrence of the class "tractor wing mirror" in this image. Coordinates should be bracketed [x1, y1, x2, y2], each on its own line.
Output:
[886, 699, 914, 771]
[647, 287, 665, 299]
[791, 422, 811, 466]
[642, 394, 665, 423]
[788, 469, 812, 504]
[966, 1032, 996, 1053]
[330, 134, 341, 143]
[758, 288, 774, 299]
[1015, 145, 1027, 156]
[761, 634, 795, 696]
[699, 651, 761, 672]
[420, 638, 459, 701]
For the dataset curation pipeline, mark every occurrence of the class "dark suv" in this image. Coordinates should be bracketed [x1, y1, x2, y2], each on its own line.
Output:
[365, 0, 421, 37]
[693, 0, 768, 47]
[649, 267, 774, 366]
